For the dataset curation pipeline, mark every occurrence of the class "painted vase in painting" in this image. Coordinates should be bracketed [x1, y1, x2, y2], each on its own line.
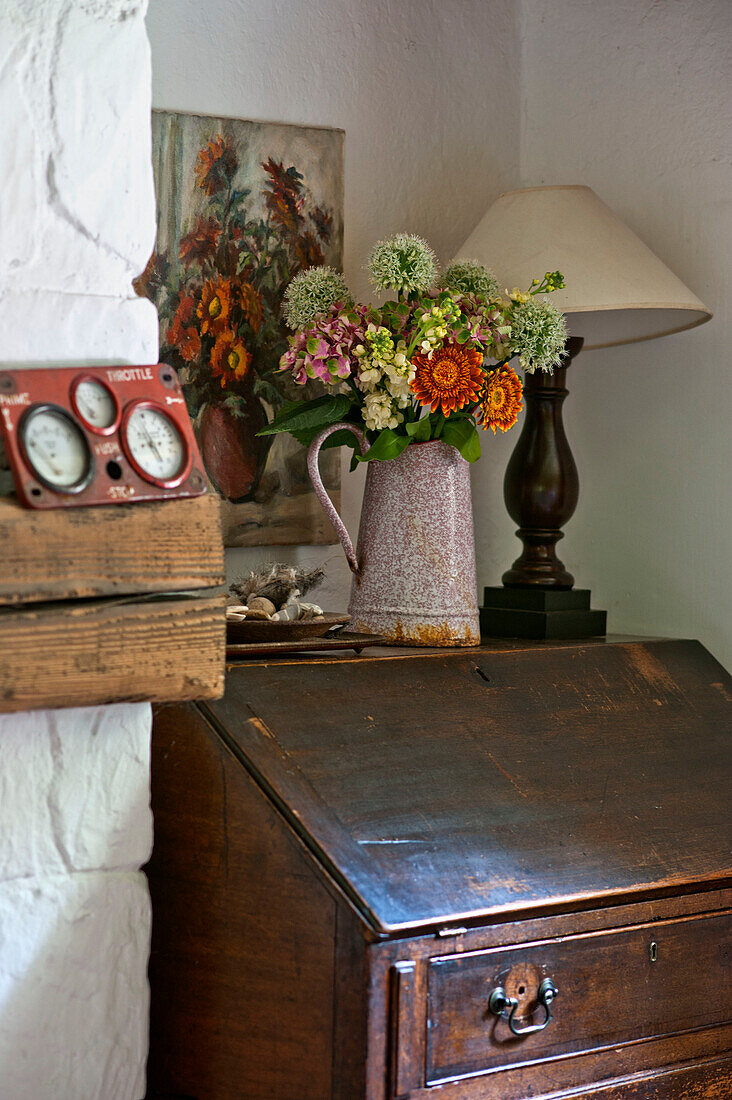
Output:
[308, 424, 480, 646]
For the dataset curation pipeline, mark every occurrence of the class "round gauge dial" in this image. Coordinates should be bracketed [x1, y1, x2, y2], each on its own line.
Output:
[20, 405, 93, 493]
[121, 402, 189, 487]
[71, 375, 119, 433]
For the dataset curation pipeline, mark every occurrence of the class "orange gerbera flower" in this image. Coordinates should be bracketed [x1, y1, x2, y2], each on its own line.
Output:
[239, 280, 264, 334]
[479, 364, 523, 434]
[167, 293, 201, 362]
[194, 135, 238, 196]
[411, 343, 484, 415]
[198, 278, 232, 335]
[210, 331, 252, 388]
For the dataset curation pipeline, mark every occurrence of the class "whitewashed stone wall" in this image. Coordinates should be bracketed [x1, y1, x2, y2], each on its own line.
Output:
[0, 1, 157, 1097]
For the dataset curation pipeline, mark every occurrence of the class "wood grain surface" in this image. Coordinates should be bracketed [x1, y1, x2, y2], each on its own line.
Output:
[203, 638, 732, 933]
[0, 593, 225, 711]
[147, 701, 368, 1100]
[0, 492, 224, 605]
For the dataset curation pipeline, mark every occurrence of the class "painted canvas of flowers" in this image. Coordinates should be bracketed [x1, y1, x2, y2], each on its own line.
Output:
[135, 111, 344, 546]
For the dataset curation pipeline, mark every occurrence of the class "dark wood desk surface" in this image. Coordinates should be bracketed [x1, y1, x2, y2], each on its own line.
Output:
[206, 636, 732, 935]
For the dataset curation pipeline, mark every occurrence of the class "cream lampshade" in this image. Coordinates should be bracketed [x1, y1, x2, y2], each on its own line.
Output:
[462, 185, 712, 640]
[456, 184, 711, 349]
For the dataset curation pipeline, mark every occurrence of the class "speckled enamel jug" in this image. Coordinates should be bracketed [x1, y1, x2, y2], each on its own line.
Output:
[308, 424, 480, 646]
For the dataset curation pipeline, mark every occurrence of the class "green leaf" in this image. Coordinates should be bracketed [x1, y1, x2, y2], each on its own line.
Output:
[287, 422, 363, 452]
[405, 416, 432, 442]
[441, 417, 482, 463]
[306, 336, 319, 355]
[357, 428, 411, 463]
[257, 393, 353, 436]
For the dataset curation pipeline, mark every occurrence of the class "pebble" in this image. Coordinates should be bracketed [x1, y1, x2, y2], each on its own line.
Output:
[248, 597, 276, 616]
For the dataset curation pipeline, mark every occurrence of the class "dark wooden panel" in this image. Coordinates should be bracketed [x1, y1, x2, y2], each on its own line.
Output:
[427, 911, 732, 1083]
[403, 1027, 732, 1099]
[203, 639, 732, 932]
[147, 703, 368, 1100]
[389, 961, 426, 1098]
[0, 593, 225, 712]
[0, 492, 224, 605]
[568, 1056, 732, 1098]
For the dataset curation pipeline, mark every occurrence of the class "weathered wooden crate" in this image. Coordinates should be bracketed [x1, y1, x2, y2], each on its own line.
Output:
[0, 493, 226, 712]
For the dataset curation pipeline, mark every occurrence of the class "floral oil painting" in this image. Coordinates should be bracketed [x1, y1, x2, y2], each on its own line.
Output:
[136, 110, 344, 545]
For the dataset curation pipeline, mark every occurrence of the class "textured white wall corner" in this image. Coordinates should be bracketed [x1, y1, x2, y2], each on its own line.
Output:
[514, 0, 732, 667]
[0, 0, 157, 1097]
[0, 705, 152, 882]
[0, 292, 159, 366]
[0, 0, 156, 300]
[0, 872, 150, 1100]
[146, 0, 523, 598]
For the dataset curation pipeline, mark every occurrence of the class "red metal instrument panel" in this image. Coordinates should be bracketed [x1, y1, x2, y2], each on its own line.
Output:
[0, 364, 207, 508]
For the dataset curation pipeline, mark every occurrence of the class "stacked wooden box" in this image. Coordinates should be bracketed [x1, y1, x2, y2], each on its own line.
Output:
[0, 493, 226, 712]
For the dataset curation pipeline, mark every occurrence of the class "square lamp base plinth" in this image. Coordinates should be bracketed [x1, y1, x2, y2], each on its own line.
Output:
[480, 587, 607, 640]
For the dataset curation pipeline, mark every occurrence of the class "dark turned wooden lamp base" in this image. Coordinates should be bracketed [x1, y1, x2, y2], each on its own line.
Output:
[480, 336, 607, 640]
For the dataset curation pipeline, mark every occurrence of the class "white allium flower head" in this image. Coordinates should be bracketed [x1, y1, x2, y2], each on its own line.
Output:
[443, 259, 499, 299]
[509, 298, 568, 372]
[367, 233, 438, 295]
[282, 266, 352, 330]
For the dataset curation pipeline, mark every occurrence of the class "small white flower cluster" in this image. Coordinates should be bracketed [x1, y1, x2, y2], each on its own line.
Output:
[417, 306, 448, 355]
[354, 323, 416, 431]
[363, 392, 403, 431]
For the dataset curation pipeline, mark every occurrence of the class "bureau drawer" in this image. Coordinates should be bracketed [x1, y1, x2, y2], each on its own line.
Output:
[425, 911, 732, 1086]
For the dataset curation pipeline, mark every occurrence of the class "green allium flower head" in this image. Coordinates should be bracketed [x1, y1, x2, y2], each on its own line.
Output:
[443, 259, 499, 299]
[283, 266, 352, 330]
[367, 233, 438, 295]
[509, 298, 568, 372]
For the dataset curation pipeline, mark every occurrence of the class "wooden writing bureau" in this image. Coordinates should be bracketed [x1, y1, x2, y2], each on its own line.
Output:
[146, 637, 732, 1099]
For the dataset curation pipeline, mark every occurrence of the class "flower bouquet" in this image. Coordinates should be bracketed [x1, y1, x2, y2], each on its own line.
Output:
[260, 233, 567, 464]
[258, 233, 567, 647]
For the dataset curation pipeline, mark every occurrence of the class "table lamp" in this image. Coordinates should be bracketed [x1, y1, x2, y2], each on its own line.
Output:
[455, 185, 712, 638]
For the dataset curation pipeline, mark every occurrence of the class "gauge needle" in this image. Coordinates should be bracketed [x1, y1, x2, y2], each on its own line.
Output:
[141, 419, 164, 463]
[31, 440, 63, 477]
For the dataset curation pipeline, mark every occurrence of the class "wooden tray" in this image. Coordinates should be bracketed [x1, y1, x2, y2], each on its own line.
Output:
[226, 631, 387, 659]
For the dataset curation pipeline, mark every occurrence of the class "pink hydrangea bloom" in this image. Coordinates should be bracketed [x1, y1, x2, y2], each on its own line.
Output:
[279, 303, 367, 385]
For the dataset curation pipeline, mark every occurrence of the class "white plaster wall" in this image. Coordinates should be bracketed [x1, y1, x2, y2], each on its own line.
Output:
[515, 0, 732, 667]
[0, 1, 157, 1096]
[146, 0, 522, 606]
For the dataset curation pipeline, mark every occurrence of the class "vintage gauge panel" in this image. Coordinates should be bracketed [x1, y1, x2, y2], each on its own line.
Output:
[0, 364, 207, 509]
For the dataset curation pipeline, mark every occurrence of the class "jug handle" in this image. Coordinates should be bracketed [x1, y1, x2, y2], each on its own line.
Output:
[307, 422, 369, 579]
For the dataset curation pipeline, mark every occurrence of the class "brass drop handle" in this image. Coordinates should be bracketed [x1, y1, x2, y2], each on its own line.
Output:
[489, 977, 558, 1037]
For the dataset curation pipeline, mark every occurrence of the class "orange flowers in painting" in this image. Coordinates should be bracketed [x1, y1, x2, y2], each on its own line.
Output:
[239, 281, 264, 334]
[411, 344, 484, 415]
[194, 135, 238, 196]
[179, 216, 222, 266]
[198, 279, 233, 335]
[167, 294, 201, 363]
[211, 332, 252, 387]
[262, 156, 305, 235]
[479, 364, 523, 434]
